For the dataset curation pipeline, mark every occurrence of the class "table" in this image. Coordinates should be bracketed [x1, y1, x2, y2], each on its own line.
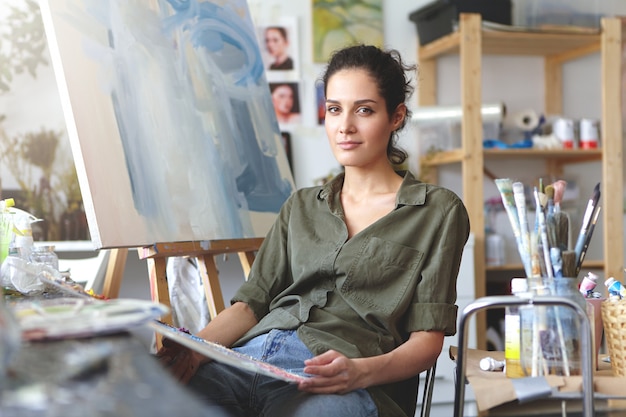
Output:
[453, 296, 626, 417]
[1, 330, 212, 416]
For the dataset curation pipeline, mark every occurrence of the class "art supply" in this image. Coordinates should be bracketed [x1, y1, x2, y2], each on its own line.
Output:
[553, 118, 575, 148]
[479, 356, 505, 372]
[512, 181, 532, 276]
[574, 182, 600, 267]
[550, 247, 563, 278]
[534, 187, 553, 278]
[505, 278, 530, 378]
[575, 205, 601, 276]
[605, 277, 625, 299]
[561, 250, 577, 278]
[495, 179, 531, 276]
[579, 272, 598, 297]
[579, 119, 599, 149]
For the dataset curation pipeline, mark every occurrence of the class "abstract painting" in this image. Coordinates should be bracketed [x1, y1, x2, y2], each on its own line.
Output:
[312, 0, 383, 63]
[40, 0, 295, 249]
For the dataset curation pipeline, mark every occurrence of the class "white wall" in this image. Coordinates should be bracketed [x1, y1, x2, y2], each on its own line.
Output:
[246, 0, 626, 266]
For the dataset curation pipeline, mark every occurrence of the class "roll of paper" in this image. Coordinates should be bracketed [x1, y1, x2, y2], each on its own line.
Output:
[510, 109, 540, 131]
[412, 103, 505, 124]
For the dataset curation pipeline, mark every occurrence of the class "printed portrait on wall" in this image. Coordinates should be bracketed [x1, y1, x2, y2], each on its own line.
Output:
[269, 82, 302, 126]
[258, 17, 300, 82]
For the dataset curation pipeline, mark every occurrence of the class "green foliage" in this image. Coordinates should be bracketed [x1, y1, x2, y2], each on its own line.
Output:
[0, 0, 48, 94]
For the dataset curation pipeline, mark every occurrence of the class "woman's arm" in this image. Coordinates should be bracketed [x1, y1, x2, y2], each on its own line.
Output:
[156, 301, 258, 383]
[196, 301, 258, 346]
[298, 330, 443, 394]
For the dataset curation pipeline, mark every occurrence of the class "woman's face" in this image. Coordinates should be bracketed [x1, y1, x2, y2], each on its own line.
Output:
[271, 85, 294, 115]
[324, 69, 404, 168]
[265, 28, 287, 58]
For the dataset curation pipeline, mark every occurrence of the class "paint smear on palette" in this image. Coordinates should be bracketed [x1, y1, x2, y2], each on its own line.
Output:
[40, 0, 294, 248]
[150, 321, 307, 383]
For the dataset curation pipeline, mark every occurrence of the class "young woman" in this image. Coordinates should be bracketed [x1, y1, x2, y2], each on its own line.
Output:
[157, 44, 470, 417]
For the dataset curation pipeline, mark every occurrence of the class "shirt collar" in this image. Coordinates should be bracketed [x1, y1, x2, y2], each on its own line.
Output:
[317, 170, 426, 207]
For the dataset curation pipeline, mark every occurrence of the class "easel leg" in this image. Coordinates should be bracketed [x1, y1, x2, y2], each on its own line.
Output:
[197, 254, 226, 319]
[102, 248, 128, 299]
[147, 256, 172, 350]
[237, 250, 256, 280]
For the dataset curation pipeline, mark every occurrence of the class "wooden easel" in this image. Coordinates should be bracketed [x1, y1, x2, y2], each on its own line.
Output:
[101, 238, 263, 342]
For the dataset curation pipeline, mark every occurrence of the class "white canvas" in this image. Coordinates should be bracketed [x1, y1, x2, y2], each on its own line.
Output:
[40, 0, 295, 249]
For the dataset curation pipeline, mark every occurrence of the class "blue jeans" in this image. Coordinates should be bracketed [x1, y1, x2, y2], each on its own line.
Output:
[187, 329, 378, 417]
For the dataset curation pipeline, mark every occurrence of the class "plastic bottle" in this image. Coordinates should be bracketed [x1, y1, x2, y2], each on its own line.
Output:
[505, 278, 530, 378]
[486, 232, 505, 266]
[605, 277, 626, 299]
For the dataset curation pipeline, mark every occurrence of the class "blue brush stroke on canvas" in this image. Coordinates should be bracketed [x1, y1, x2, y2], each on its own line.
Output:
[41, 0, 294, 246]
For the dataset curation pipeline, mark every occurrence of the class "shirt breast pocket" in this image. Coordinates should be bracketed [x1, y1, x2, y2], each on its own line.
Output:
[340, 237, 423, 316]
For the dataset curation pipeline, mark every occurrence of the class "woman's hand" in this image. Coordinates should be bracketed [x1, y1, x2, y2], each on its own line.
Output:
[298, 350, 366, 394]
[155, 338, 206, 384]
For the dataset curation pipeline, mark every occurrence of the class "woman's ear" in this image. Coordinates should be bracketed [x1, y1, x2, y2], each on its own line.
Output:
[392, 104, 407, 129]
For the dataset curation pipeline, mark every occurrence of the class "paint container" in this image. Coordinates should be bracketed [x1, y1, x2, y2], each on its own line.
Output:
[520, 277, 588, 377]
[579, 119, 600, 149]
[505, 278, 531, 378]
[579, 272, 598, 297]
[605, 277, 626, 299]
[553, 118, 575, 149]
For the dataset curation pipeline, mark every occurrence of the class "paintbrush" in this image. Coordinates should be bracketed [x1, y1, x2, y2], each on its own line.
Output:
[552, 180, 567, 212]
[495, 179, 531, 276]
[534, 187, 553, 279]
[574, 182, 600, 265]
[561, 250, 577, 278]
[575, 205, 601, 276]
[544, 185, 556, 248]
[513, 181, 533, 277]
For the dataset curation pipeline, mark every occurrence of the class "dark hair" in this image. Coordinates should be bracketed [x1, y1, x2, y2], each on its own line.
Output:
[321, 45, 415, 165]
[266, 26, 288, 42]
[269, 82, 300, 113]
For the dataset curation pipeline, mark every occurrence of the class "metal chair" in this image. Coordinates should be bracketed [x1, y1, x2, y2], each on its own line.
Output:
[418, 361, 437, 417]
[453, 295, 594, 417]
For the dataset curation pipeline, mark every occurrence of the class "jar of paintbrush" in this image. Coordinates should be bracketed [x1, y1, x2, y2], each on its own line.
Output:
[519, 276, 589, 377]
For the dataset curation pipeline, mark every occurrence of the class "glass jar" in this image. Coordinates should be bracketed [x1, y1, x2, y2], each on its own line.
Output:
[30, 245, 59, 271]
[519, 277, 589, 377]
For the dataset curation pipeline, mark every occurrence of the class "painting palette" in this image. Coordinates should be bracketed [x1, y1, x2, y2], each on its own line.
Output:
[149, 320, 307, 383]
[12, 298, 169, 341]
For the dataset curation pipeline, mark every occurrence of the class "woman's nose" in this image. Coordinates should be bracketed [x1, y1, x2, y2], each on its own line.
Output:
[339, 115, 356, 134]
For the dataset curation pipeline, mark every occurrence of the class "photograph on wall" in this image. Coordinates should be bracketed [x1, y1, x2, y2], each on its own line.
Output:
[40, 0, 295, 249]
[269, 82, 302, 127]
[257, 16, 300, 82]
[312, 0, 383, 63]
[316, 82, 325, 126]
[0, 0, 88, 242]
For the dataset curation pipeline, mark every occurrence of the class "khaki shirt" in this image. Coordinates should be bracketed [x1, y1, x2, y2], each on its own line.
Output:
[232, 171, 470, 417]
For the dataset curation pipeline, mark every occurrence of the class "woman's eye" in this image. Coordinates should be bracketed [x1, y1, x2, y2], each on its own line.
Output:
[326, 106, 339, 114]
[357, 107, 372, 115]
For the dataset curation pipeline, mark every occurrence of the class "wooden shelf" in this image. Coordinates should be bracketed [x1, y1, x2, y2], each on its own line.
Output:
[416, 13, 623, 350]
[421, 148, 602, 167]
[419, 26, 601, 61]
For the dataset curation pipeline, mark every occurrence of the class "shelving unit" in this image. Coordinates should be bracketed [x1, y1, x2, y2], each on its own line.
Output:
[418, 14, 623, 349]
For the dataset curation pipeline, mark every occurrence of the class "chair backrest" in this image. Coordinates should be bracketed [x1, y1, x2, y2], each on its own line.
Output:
[418, 361, 437, 417]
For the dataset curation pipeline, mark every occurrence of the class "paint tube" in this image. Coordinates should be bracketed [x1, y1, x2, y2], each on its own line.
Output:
[604, 277, 625, 299]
